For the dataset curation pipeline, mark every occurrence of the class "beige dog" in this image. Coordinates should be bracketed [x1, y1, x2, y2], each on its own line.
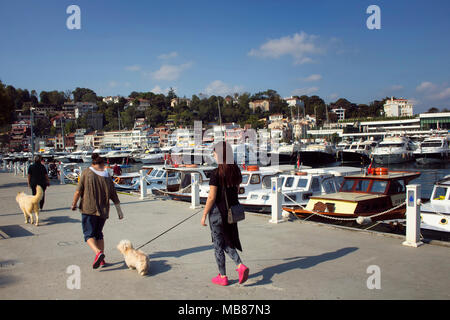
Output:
[16, 185, 43, 226]
[117, 240, 149, 276]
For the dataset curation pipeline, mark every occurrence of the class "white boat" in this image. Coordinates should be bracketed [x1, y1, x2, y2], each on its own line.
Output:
[413, 136, 449, 165]
[371, 136, 414, 165]
[420, 175, 450, 233]
[139, 148, 165, 164]
[241, 166, 362, 213]
[338, 140, 378, 164]
[81, 150, 94, 163]
[67, 150, 84, 163]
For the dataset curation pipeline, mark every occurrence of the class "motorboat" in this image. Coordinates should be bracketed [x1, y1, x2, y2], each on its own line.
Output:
[67, 150, 84, 163]
[420, 175, 450, 233]
[413, 136, 449, 165]
[242, 166, 362, 213]
[338, 140, 378, 165]
[371, 136, 414, 165]
[283, 168, 421, 221]
[297, 143, 337, 166]
[139, 148, 165, 164]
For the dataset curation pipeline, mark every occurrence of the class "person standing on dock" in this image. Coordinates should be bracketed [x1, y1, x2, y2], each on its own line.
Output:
[71, 153, 124, 269]
[201, 141, 249, 286]
[27, 155, 50, 210]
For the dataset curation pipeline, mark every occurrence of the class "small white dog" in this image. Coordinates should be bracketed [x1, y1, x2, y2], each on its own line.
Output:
[117, 240, 149, 276]
[16, 185, 43, 226]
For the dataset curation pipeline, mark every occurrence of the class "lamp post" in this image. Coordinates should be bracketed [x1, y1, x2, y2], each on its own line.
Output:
[30, 106, 35, 159]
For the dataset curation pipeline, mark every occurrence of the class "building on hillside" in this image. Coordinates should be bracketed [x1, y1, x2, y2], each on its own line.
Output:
[103, 96, 121, 104]
[124, 98, 150, 111]
[249, 99, 272, 112]
[83, 131, 95, 148]
[86, 112, 104, 130]
[170, 98, 191, 108]
[284, 96, 304, 108]
[93, 131, 104, 148]
[383, 97, 414, 117]
[74, 129, 87, 150]
[330, 107, 346, 121]
[269, 114, 283, 122]
[63, 102, 98, 118]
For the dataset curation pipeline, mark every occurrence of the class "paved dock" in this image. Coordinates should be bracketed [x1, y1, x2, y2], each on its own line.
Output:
[0, 171, 449, 300]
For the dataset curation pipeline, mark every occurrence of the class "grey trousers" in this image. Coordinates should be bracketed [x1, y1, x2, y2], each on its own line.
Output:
[209, 205, 242, 275]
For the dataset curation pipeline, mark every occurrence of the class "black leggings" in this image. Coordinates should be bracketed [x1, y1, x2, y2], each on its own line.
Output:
[209, 205, 242, 275]
[31, 184, 46, 209]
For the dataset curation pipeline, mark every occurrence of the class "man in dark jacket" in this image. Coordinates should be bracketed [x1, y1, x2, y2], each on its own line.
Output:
[28, 155, 50, 210]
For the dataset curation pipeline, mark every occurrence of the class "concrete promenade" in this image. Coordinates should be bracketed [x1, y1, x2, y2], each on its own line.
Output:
[0, 171, 449, 300]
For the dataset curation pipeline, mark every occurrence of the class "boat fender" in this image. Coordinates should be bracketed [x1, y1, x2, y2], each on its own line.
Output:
[356, 216, 372, 225]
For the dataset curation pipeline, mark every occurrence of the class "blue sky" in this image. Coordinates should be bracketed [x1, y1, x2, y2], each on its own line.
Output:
[1, 0, 449, 113]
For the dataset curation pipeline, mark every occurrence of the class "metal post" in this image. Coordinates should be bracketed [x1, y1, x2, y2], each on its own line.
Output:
[14, 162, 17, 175]
[24, 161, 28, 177]
[59, 164, 65, 185]
[270, 177, 284, 224]
[190, 173, 200, 209]
[402, 184, 423, 248]
[139, 169, 147, 200]
[30, 107, 35, 160]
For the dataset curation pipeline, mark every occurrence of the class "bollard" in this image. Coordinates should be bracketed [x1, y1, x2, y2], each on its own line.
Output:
[59, 164, 65, 185]
[269, 177, 284, 224]
[190, 173, 200, 209]
[402, 184, 423, 248]
[139, 169, 147, 200]
[24, 161, 28, 177]
[14, 162, 18, 176]
[2, 160, 6, 172]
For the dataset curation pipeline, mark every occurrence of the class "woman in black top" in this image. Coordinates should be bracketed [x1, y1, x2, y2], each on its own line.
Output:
[201, 141, 249, 286]
[27, 155, 50, 210]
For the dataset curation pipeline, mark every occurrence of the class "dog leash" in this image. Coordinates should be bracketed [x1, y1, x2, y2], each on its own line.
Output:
[135, 208, 203, 250]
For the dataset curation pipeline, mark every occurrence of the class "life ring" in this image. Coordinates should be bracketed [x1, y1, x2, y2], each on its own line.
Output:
[114, 177, 120, 184]
[247, 165, 259, 171]
[185, 164, 198, 168]
[375, 167, 388, 175]
[295, 171, 307, 176]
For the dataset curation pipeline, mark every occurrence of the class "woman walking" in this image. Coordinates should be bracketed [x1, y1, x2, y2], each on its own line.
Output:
[201, 141, 249, 286]
[71, 153, 123, 269]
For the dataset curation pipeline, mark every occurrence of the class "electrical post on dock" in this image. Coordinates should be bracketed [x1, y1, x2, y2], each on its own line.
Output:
[270, 177, 283, 224]
[59, 164, 65, 185]
[402, 184, 423, 248]
[190, 173, 200, 209]
[139, 169, 147, 200]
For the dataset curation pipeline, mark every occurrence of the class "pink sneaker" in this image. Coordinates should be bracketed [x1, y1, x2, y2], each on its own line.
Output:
[92, 251, 105, 269]
[236, 264, 249, 284]
[211, 274, 229, 286]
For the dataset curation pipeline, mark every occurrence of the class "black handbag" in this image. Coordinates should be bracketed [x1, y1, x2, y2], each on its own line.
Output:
[223, 185, 245, 224]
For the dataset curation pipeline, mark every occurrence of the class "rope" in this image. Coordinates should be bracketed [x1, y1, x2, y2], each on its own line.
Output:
[280, 190, 407, 222]
[135, 208, 203, 250]
[150, 182, 193, 196]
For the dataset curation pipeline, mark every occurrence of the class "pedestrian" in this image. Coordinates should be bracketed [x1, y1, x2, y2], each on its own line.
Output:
[113, 163, 122, 176]
[201, 141, 249, 286]
[27, 155, 50, 210]
[71, 153, 124, 269]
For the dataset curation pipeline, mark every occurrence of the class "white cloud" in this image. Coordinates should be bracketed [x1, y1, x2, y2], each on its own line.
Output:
[389, 84, 404, 91]
[158, 51, 178, 59]
[248, 31, 323, 65]
[124, 65, 141, 72]
[416, 81, 436, 92]
[329, 93, 339, 100]
[151, 85, 176, 95]
[204, 80, 243, 97]
[303, 74, 322, 82]
[292, 87, 319, 96]
[151, 62, 192, 81]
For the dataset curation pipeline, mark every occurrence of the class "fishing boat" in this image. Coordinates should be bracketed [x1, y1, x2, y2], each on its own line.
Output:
[283, 168, 421, 221]
[413, 136, 449, 165]
[420, 175, 450, 233]
[242, 166, 362, 213]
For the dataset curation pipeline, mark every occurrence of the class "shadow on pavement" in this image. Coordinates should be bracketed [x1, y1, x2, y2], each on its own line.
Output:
[150, 245, 213, 259]
[246, 247, 359, 287]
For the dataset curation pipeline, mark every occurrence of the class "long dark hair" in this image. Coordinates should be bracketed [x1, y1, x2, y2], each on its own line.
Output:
[91, 153, 105, 165]
[213, 141, 242, 187]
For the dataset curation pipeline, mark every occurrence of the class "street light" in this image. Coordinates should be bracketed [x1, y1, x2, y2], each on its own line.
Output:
[30, 106, 35, 159]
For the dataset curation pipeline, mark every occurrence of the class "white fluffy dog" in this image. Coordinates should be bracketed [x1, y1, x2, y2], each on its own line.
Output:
[117, 240, 149, 276]
[16, 185, 43, 226]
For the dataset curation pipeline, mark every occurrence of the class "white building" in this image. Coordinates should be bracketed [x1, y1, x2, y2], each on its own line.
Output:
[331, 107, 345, 121]
[284, 96, 304, 108]
[383, 97, 414, 117]
[102, 130, 148, 149]
[103, 96, 121, 104]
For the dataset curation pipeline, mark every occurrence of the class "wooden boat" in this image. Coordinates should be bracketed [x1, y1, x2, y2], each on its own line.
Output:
[283, 169, 421, 221]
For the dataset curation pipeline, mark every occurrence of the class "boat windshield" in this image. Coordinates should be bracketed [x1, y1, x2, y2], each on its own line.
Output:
[297, 178, 308, 188]
[421, 142, 442, 148]
[242, 174, 249, 184]
[379, 143, 404, 148]
[322, 178, 337, 193]
[285, 177, 295, 188]
[370, 180, 388, 194]
[355, 180, 371, 192]
[341, 179, 355, 192]
[433, 187, 448, 200]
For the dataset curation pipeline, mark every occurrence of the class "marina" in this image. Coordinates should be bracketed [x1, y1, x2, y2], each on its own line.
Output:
[0, 170, 449, 300]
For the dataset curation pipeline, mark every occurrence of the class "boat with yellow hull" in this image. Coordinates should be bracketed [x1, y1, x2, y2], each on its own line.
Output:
[283, 170, 421, 221]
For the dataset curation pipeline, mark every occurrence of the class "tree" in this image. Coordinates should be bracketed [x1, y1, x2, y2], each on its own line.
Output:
[427, 107, 440, 113]
[72, 87, 97, 102]
[0, 81, 14, 126]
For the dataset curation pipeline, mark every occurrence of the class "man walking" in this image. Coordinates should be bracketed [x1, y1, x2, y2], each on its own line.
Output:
[27, 155, 50, 210]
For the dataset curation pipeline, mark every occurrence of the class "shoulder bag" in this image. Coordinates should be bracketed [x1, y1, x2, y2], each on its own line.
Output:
[223, 185, 245, 224]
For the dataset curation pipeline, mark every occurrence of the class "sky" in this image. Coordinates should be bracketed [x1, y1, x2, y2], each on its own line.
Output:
[0, 0, 449, 113]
